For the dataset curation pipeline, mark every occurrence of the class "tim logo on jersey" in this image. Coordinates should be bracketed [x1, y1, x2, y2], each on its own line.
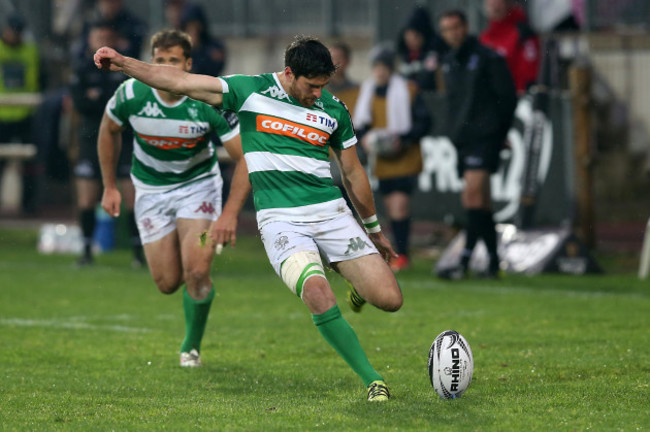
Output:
[257, 115, 330, 146]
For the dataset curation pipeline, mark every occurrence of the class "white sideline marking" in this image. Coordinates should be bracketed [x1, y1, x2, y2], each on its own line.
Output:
[0, 318, 151, 333]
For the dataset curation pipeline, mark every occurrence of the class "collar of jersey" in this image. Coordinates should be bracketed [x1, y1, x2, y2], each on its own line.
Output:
[271, 72, 324, 111]
[151, 88, 188, 108]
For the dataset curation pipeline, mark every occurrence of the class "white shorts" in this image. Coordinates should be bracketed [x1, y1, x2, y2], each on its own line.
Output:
[135, 176, 223, 244]
[259, 211, 379, 276]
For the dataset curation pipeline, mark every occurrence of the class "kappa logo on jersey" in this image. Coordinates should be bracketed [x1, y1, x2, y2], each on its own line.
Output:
[344, 237, 370, 255]
[137, 101, 166, 118]
[257, 115, 330, 146]
[194, 201, 216, 214]
[261, 85, 290, 101]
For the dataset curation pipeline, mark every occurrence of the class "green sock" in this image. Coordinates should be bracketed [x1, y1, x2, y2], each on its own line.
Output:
[180, 286, 215, 353]
[312, 305, 383, 386]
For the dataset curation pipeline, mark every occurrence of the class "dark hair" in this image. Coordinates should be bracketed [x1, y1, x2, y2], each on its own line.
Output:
[7, 11, 26, 32]
[150, 29, 193, 59]
[439, 9, 468, 25]
[284, 36, 336, 79]
[371, 47, 395, 71]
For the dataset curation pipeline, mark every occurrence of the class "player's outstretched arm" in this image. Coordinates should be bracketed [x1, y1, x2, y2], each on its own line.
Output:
[333, 146, 398, 261]
[93, 46, 224, 107]
[98, 112, 124, 217]
[209, 135, 251, 250]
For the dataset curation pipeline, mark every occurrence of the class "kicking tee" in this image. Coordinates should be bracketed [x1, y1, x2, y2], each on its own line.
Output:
[106, 78, 239, 194]
[218, 72, 357, 227]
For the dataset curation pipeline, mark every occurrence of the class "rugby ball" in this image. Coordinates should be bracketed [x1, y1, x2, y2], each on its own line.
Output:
[428, 330, 474, 399]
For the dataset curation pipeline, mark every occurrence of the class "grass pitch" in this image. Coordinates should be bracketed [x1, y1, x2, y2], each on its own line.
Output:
[0, 227, 648, 431]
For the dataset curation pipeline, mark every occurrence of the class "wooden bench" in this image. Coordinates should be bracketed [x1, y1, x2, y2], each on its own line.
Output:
[0, 93, 42, 214]
[0, 143, 37, 214]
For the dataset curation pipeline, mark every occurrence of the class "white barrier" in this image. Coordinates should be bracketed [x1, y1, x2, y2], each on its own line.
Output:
[639, 218, 650, 279]
[0, 143, 37, 213]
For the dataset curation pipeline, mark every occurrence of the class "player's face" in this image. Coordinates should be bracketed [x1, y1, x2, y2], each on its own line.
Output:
[403, 29, 424, 52]
[484, 0, 510, 20]
[151, 46, 192, 72]
[440, 16, 468, 49]
[372, 63, 392, 87]
[286, 68, 330, 107]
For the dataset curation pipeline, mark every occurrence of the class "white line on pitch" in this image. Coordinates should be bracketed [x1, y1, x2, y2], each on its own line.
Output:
[0, 318, 151, 333]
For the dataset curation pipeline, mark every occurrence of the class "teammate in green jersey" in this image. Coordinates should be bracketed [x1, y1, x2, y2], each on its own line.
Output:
[94, 35, 402, 401]
[97, 29, 251, 367]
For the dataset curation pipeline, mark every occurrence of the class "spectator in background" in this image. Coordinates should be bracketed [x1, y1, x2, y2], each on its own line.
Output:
[74, 0, 147, 61]
[327, 42, 359, 113]
[0, 12, 38, 142]
[480, 0, 539, 93]
[354, 47, 431, 272]
[165, 0, 192, 29]
[327, 42, 360, 210]
[70, 21, 142, 267]
[437, 10, 517, 280]
[180, 4, 227, 77]
[396, 5, 448, 91]
[0, 12, 41, 212]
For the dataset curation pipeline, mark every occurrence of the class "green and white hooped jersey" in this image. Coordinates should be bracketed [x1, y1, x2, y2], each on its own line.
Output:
[218, 73, 357, 226]
[106, 78, 239, 194]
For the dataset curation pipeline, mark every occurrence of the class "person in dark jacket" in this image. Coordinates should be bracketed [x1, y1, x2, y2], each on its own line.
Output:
[437, 10, 517, 279]
[70, 21, 142, 267]
[180, 4, 226, 77]
[396, 5, 447, 91]
[74, 0, 147, 62]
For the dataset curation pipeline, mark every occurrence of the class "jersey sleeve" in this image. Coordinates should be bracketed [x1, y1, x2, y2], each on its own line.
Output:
[217, 74, 253, 113]
[329, 96, 358, 150]
[206, 106, 240, 143]
[105, 78, 135, 127]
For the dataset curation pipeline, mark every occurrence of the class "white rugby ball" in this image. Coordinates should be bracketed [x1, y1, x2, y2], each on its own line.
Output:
[428, 330, 474, 399]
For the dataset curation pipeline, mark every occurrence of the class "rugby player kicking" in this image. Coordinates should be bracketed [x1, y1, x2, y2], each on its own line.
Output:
[95, 35, 402, 401]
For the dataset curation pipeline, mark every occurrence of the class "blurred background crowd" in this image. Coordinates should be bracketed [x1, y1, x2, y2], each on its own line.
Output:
[1, 0, 649, 266]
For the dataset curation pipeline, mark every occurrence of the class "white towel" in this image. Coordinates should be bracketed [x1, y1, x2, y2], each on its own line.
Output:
[353, 74, 412, 135]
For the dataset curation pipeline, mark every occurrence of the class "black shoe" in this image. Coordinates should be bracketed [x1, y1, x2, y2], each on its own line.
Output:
[437, 265, 467, 281]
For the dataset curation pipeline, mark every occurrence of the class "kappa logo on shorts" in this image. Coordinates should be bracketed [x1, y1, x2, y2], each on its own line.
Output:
[344, 237, 370, 255]
[274, 235, 289, 250]
[194, 201, 216, 214]
[141, 218, 154, 232]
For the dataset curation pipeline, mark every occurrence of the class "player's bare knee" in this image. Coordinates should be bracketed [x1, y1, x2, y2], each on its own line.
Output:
[183, 266, 210, 289]
[383, 289, 403, 312]
[154, 277, 181, 295]
[302, 278, 336, 314]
